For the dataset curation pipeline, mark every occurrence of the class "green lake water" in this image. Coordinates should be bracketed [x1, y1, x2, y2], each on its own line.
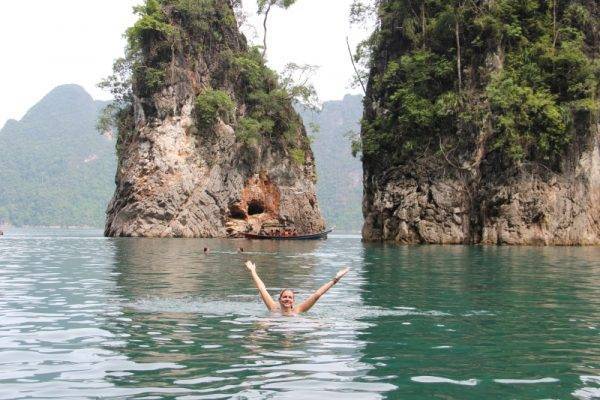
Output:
[0, 228, 599, 399]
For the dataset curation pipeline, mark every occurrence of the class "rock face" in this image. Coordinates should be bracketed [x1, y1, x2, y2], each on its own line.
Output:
[478, 136, 600, 245]
[105, 0, 324, 237]
[363, 133, 600, 245]
[361, 1, 600, 245]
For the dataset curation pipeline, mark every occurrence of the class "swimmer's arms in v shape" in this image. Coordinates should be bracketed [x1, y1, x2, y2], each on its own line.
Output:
[244, 260, 349, 313]
[244, 260, 278, 311]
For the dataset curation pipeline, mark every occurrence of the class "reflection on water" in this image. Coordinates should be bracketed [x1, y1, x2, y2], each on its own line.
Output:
[106, 236, 389, 399]
[0, 229, 599, 399]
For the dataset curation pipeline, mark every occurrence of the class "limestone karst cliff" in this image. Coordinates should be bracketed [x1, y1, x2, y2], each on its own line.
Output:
[104, 0, 324, 237]
[361, 0, 600, 245]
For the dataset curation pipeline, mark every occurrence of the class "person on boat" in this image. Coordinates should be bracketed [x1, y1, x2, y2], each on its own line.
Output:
[244, 260, 349, 315]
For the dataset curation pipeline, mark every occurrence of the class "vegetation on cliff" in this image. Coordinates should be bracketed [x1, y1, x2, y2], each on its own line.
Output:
[354, 0, 599, 172]
[99, 0, 315, 164]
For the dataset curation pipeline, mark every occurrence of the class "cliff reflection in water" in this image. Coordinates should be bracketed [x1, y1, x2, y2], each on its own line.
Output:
[109, 238, 325, 299]
[357, 244, 600, 399]
[1, 231, 597, 399]
[102, 237, 392, 398]
[100, 238, 600, 399]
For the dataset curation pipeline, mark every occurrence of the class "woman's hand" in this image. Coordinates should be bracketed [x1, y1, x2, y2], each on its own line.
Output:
[245, 260, 277, 311]
[245, 260, 256, 273]
[296, 267, 350, 313]
[334, 267, 349, 282]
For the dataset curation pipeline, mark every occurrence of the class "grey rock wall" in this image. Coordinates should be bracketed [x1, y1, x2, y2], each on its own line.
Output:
[362, 132, 600, 245]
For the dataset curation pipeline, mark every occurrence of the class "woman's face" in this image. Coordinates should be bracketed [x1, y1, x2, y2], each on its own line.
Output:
[279, 290, 294, 309]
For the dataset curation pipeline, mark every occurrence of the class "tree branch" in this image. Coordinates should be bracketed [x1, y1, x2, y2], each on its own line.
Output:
[455, 14, 462, 92]
[552, 0, 558, 48]
[262, 3, 272, 58]
[346, 36, 367, 95]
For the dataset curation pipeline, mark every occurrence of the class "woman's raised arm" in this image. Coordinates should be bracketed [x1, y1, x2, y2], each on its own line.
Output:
[244, 260, 278, 311]
[296, 267, 349, 313]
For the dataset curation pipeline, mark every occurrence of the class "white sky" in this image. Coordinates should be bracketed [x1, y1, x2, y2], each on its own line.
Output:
[0, 0, 370, 128]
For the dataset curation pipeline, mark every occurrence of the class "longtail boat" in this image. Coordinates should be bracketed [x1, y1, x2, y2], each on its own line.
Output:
[242, 228, 333, 240]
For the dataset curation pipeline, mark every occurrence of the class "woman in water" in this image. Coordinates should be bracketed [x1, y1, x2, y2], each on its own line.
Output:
[244, 260, 349, 315]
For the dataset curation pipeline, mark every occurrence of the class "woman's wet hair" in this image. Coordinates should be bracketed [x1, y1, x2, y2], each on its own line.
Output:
[278, 288, 294, 299]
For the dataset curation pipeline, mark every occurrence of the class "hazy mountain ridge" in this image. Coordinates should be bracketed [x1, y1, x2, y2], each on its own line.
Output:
[0, 84, 116, 227]
[298, 95, 363, 232]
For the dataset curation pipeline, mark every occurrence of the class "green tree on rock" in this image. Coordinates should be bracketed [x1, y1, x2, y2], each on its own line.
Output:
[354, 0, 599, 172]
[257, 0, 297, 58]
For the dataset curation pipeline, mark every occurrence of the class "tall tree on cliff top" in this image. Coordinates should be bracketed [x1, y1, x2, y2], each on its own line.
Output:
[257, 0, 297, 58]
[254, 0, 320, 111]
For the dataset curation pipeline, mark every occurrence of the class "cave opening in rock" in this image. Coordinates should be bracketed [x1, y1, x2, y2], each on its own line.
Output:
[230, 209, 246, 220]
[229, 204, 247, 220]
[248, 200, 265, 216]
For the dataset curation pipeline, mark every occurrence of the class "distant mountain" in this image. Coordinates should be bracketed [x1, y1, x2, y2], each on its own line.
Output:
[298, 95, 363, 232]
[0, 86, 362, 230]
[0, 84, 116, 227]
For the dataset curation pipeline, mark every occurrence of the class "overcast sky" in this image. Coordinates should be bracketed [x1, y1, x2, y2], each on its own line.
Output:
[0, 0, 370, 128]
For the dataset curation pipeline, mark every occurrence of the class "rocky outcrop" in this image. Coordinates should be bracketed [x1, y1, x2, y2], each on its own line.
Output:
[361, 1, 600, 245]
[105, 0, 324, 237]
[363, 131, 600, 245]
[363, 163, 471, 244]
[478, 134, 600, 245]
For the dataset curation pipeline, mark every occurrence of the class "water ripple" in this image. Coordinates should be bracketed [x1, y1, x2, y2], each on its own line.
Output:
[0, 229, 599, 399]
